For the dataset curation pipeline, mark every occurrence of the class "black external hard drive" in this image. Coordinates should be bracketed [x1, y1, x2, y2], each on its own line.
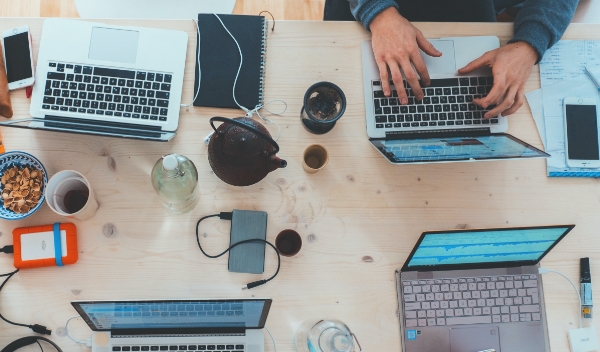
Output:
[228, 209, 267, 274]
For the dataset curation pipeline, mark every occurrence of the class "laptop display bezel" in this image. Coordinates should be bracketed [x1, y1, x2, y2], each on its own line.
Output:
[400, 225, 575, 272]
[370, 132, 549, 164]
[71, 298, 272, 334]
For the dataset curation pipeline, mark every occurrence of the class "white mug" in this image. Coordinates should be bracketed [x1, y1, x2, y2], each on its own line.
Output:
[45, 170, 98, 220]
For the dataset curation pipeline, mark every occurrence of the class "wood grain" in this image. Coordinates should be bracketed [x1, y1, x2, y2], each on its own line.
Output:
[0, 0, 325, 20]
[0, 18, 600, 352]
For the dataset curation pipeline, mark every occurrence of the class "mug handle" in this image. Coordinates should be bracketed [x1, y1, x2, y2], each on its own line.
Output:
[209, 116, 280, 156]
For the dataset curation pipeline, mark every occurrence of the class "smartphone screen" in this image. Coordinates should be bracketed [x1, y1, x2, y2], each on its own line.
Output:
[3, 32, 32, 83]
[566, 104, 599, 160]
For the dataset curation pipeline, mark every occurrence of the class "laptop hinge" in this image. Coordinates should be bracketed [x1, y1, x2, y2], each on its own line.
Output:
[384, 127, 491, 140]
[110, 328, 246, 337]
[42, 115, 167, 139]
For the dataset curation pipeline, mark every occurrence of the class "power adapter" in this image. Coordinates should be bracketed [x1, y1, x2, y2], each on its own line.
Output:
[569, 326, 600, 352]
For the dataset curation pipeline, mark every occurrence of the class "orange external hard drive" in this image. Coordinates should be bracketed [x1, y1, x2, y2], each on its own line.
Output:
[12, 223, 78, 269]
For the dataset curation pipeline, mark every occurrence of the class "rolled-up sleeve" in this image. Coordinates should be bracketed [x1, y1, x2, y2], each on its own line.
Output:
[348, 0, 399, 30]
[509, 0, 579, 62]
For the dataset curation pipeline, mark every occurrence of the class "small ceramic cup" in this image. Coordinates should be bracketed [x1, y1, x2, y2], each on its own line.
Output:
[302, 144, 329, 174]
[275, 229, 302, 257]
[45, 170, 98, 220]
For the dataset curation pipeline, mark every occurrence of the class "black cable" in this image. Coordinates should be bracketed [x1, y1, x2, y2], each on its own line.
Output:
[35, 340, 43, 352]
[195, 213, 281, 290]
[1, 336, 62, 352]
[0, 270, 51, 335]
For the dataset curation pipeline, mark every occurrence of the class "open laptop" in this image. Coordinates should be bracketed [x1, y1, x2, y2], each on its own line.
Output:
[395, 225, 575, 352]
[361, 36, 549, 164]
[72, 299, 272, 352]
[2, 19, 188, 141]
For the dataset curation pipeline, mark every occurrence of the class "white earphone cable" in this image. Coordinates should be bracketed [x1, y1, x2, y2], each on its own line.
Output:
[182, 14, 286, 141]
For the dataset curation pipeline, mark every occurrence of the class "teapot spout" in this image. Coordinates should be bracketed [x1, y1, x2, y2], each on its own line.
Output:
[269, 155, 287, 171]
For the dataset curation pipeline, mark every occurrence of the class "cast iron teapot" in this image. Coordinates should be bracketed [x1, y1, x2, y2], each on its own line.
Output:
[208, 116, 287, 186]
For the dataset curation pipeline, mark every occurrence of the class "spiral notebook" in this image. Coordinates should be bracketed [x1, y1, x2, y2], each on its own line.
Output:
[193, 14, 267, 109]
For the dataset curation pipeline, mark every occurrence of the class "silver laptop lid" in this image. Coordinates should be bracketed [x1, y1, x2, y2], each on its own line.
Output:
[72, 299, 272, 334]
[401, 225, 575, 272]
[370, 132, 549, 164]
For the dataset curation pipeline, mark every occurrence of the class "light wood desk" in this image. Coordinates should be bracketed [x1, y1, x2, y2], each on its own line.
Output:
[1, 18, 600, 352]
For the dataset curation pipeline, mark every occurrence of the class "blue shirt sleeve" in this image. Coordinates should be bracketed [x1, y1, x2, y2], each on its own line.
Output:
[347, 0, 399, 30]
[507, 0, 578, 62]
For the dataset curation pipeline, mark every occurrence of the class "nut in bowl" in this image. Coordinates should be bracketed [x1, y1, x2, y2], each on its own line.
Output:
[0, 151, 47, 220]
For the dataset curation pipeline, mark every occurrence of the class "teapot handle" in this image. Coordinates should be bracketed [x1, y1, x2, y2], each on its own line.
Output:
[210, 116, 280, 156]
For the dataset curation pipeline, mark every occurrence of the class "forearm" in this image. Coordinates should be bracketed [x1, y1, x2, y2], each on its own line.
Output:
[509, 0, 579, 62]
[347, 0, 399, 30]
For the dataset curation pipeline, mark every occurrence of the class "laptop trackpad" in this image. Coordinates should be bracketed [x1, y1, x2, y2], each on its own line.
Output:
[450, 326, 500, 352]
[89, 27, 139, 64]
[420, 40, 456, 75]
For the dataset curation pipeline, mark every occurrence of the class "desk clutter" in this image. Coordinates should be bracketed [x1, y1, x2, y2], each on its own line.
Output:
[0, 12, 598, 352]
[526, 40, 600, 177]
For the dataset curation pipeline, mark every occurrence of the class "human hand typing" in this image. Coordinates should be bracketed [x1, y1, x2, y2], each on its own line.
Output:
[458, 41, 538, 118]
[369, 7, 442, 104]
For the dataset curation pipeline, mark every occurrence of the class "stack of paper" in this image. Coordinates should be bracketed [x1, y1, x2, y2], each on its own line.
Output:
[526, 40, 600, 177]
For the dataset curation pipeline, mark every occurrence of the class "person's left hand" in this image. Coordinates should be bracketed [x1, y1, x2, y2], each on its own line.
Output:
[458, 41, 538, 118]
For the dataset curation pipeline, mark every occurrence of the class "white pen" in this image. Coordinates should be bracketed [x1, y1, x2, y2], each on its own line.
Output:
[585, 66, 600, 91]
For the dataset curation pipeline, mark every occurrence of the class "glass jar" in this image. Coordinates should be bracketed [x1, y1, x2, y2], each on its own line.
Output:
[151, 154, 199, 214]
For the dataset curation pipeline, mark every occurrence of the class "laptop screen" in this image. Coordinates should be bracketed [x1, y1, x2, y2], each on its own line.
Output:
[72, 299, 272, 332]
[402, 226, 574, 271]
[370, 133, 548, 163]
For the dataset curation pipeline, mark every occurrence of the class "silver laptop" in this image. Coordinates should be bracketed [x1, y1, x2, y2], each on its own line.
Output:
[361, 36, 549, 164]
[395, 225, 574, 352]
[2, 19, 188, 141]
[72, 299, 272, 352]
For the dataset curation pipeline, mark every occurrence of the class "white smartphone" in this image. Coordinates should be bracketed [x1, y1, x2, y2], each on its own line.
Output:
[2, 25, 35, 90]
[563, 97, 600, 168]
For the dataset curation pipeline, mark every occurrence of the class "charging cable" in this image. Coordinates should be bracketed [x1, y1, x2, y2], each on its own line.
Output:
[182, 14, 287, 142]
[65, 316, 92, 347]
[195, 213, 280, 290]
[0, 268, 51, 335]
[538, 267, 582, 329]
[0, 245, 51, 335]
[264, 327, 277, 352]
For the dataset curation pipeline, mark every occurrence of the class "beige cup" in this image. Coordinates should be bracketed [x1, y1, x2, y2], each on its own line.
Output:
[45, 170, 98, 220]
[302, 144, 329, 173]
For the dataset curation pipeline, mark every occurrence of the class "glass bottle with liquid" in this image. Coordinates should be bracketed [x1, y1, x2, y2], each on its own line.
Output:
[151, 154, 199, 214]
[294, 319, 357, 352]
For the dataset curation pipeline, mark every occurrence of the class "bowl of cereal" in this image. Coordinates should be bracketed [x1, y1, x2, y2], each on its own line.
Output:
[0, 151, 47, 220]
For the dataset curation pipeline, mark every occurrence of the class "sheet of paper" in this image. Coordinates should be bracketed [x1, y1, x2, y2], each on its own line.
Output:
[540, 40, 600, 86]
[525, 88, 546, 148]
[539, 40, 600, 176]
[540, 77, 600, 174]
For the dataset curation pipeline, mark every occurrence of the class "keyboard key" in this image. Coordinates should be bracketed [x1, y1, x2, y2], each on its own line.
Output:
[151, 115, 159, 121]
[161, 83, 171, 91]
[135, 81, 143, 88]
[136, 72, 147, 80]
[164, 74, 172, 83]
[132, 347, 140, 351]
[122, 348, 131, 352]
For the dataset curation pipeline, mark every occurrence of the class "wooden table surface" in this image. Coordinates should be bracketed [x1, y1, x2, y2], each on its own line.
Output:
[1, 18, 600, 352]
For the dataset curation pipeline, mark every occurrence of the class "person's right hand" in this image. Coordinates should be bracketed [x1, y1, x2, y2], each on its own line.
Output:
[369, 7, 442, 104]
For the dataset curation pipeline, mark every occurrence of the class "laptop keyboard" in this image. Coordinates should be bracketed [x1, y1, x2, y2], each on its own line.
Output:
[372, 77, 499, 130]
[42, 62, 172, 122]
[112, 345, 244, 352]
[402, 274, 541, 327]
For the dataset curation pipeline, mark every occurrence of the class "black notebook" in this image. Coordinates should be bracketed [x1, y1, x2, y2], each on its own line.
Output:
[193, 14, 268, 109]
